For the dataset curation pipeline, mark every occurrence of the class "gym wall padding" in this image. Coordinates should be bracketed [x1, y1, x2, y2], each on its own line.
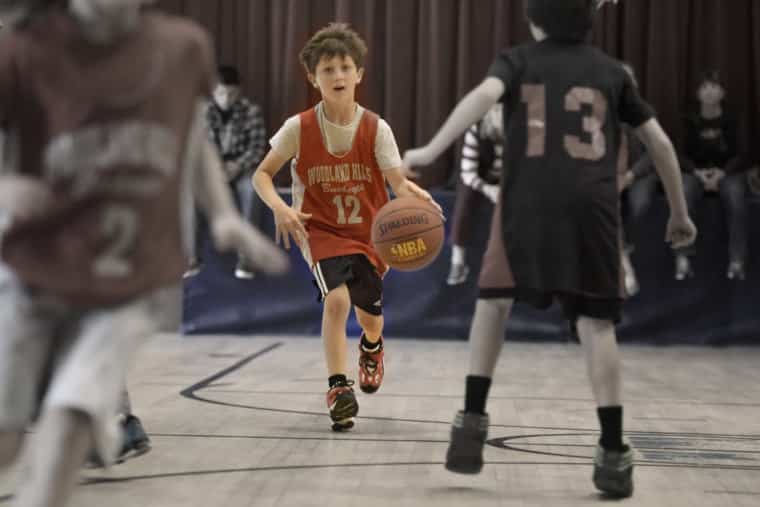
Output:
[183, 190, 760, 345]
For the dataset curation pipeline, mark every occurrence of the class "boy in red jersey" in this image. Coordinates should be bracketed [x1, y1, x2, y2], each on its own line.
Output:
[254, 22, 439, 431]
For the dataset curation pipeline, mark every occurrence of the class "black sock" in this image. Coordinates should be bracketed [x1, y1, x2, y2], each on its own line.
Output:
[328, 374, 347, 388]
[464, 375, 492, 415]
[360, 334, 382, 352]
[597, 406, 626, 451]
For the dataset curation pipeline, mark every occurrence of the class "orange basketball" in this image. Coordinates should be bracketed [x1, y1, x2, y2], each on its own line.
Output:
[371, 197, 444, 271]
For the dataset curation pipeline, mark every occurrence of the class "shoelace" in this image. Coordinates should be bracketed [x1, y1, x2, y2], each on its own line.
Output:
[331, 379, 355, 390]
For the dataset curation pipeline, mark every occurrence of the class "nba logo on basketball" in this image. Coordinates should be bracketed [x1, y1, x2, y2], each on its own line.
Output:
[390, 238, 428, 260]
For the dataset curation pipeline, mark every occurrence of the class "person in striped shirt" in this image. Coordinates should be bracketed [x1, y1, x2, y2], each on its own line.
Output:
[447, 104, 504, 285]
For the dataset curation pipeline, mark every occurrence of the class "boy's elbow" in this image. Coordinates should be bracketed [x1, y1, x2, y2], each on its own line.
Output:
[475, 77, 505, 103]
[637, 122, 672, 157]
[251, 168, 265, 189]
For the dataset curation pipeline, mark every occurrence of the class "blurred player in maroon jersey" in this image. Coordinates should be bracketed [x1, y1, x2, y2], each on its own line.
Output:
[0, 2, 287, 506]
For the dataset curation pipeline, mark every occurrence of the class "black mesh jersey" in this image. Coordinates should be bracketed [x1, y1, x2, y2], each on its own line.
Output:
[486, 39, 654, 298]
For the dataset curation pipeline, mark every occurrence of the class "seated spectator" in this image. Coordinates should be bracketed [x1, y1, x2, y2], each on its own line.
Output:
[679, 71, 751, 280]
[186, 65, 268, 279]
[446, 104, 503, 285]
[627, 71, 750, 280]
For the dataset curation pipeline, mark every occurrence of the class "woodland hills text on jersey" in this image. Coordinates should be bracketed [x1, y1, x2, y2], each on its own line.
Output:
[307, 162, 374, 187]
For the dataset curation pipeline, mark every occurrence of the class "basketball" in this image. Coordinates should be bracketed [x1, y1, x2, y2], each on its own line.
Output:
[371, 197, 444, 271]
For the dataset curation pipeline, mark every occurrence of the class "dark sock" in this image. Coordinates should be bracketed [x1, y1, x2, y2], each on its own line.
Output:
[360, 334, 382, 352]
[464, 375, 492, 415]
[328, 374, 348, 388]
[598, 406, 626, 451]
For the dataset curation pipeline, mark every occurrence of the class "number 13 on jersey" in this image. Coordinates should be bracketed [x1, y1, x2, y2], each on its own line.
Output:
[522, 84, 608, 161]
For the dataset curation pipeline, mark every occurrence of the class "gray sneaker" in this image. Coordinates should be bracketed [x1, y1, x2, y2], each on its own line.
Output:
[85, 414, 151, 468]
[445, 410, 489, 474]
[593, 444, 634, 498]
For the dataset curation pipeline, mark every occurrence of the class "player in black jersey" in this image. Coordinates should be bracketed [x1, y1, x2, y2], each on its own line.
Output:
[403, 0, 696, 498]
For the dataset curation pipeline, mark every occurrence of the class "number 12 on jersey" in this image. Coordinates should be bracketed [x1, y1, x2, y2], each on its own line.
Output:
[521, 84, 608, 161]
[333, 194, 363, 225]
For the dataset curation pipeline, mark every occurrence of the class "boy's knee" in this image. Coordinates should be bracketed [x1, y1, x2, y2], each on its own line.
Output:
[0, 431, 24, 468]
[477, 297, 512, 316]
[323, 288, 351, 320]
[576, 316, 615, 337]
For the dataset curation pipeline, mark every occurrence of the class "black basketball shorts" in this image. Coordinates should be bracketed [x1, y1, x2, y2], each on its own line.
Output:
[312, 254, 383, 316]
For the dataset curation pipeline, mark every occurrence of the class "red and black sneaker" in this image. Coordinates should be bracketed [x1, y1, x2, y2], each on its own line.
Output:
[326, 379, 358, 431]
[358, 337, 384, 394]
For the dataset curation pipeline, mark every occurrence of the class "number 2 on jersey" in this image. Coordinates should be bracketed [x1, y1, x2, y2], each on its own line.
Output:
[333, 195, 363, 225]
[93, 205, 139, 278]
[521, 84, 608, 161]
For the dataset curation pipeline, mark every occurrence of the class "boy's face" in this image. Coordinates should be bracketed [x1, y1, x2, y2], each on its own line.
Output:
[309, 55, 364, 103]
[213, 84, 240, 111]
[697, 81, 725, 106]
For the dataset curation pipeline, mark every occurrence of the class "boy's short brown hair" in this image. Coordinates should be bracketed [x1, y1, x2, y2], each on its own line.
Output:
[299, 22, 368, 75]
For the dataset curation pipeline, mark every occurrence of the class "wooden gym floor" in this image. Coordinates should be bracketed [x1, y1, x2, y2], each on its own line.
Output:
[1, 334, 759, 506]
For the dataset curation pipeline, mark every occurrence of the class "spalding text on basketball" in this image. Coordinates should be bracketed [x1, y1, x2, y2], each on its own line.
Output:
[378, 214, 429, 238]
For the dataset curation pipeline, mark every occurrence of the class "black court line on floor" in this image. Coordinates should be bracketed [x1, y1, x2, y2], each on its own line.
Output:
[490, 433, 760, 462]
[147, 431, 760, 458]
[704, 490, 760, 496]
[175, 344, 760, 469]
[181, 344, 760, 437]
[3, 341, 756, 503]
[200, 389, 760, 408]
[182, 359, 760, 439]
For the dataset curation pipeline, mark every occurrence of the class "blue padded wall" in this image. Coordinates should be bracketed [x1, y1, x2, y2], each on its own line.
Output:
[183, 191, 760, 344]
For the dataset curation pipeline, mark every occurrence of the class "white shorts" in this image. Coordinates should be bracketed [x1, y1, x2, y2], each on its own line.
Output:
[0, 267, 161, 466]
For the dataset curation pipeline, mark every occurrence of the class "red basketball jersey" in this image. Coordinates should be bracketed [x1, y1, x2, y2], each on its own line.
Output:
[292, 107, 389, 272]
[0, 10, 215, 306]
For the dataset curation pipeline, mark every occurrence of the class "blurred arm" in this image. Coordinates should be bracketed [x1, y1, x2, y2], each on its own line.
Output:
[403, 77, 504, 168]
[635, 119, 689, 218]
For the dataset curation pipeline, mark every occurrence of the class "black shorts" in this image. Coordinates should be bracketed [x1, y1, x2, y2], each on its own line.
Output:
[479, 287, 622, 324]
[312, 254, 383, 316]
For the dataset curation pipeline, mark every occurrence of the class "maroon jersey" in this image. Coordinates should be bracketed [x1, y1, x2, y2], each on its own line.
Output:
[0, 9, 215, 306]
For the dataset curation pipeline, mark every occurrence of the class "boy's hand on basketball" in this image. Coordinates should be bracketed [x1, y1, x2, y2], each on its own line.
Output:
[273, 204, 311, 250]
[665, 214, 697, 250]
[210, 214, 290, 275]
